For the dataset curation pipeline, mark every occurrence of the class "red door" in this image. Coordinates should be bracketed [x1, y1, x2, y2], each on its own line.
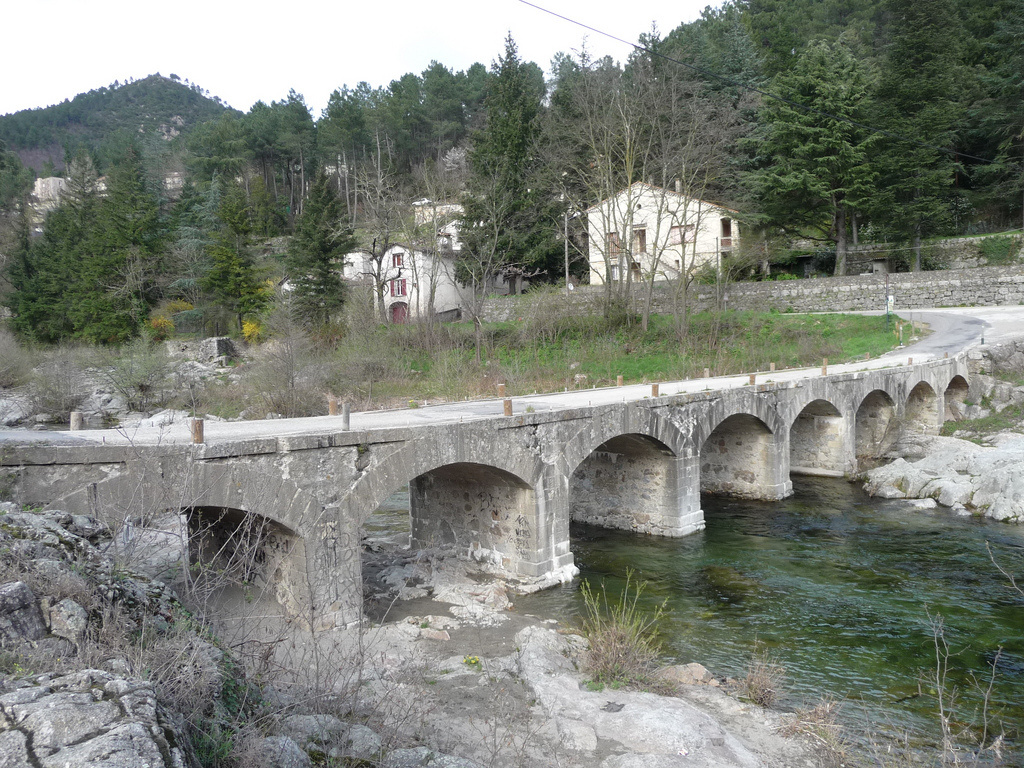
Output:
[390, 302, 409, 324]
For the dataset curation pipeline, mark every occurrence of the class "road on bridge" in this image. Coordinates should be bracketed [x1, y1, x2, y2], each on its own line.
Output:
[1, 306, 1018, 449]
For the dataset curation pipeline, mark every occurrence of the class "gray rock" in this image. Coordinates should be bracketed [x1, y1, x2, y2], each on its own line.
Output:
[514, 626, 761, 768]
[864, 434, 1024, 523]
[17, 692, 121, 753]
[0, 582, 46, 646]
[329, 724, 382, 761]
[657, 662, 715, 686]
[44, 598, 88, 643]
[259, 736, 311, 768]
[0, 728, 30, 768]
[37, 722, 166, 768]
[278, 713, 348, 749]
[381, 747, 482, 768]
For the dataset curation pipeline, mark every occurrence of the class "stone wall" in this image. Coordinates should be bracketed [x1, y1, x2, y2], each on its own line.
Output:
[481, 265, 1024, 322]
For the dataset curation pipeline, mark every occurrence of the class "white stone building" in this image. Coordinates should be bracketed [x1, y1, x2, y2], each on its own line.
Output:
[586, 182, 741, 285]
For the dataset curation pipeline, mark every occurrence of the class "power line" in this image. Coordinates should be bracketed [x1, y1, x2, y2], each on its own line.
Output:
[517, 0, 995, 165]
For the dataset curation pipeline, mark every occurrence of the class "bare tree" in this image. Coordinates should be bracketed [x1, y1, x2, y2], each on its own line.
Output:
[548, 47, 743, 334]
[355, 133, 412, 323]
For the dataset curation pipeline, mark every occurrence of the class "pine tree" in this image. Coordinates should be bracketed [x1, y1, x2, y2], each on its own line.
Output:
[203, 182, 269, 331]
[746, 39, 877, 275]
[286, 172, 352, 330]
[461, 35, 556, 286]
[872, 0, 964, 269]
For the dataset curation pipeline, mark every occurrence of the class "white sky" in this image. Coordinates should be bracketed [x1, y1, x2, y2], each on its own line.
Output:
[2, 0, 714, 118]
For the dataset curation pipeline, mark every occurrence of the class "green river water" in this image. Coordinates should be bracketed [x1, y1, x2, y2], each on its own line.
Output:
[518, 477, 1024, 762]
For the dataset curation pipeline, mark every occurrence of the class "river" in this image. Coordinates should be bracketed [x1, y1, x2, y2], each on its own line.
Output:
[516, 477, 1024, 762]
[370, 477, 1024, 762]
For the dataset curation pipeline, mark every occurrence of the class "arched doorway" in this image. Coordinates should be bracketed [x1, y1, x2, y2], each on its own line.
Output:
[390, 302, 409, 324]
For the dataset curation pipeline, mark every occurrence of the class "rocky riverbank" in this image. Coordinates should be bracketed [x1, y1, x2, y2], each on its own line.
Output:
[862, 341, 1024, 523]
[0, 506, 831, 768]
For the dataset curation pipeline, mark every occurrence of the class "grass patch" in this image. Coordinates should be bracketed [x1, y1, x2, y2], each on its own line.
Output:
[306, 310, 899, 409]
[576, 570, 666, 688]
[741, 641, 786, 708]
[941, 403, 1024, 438]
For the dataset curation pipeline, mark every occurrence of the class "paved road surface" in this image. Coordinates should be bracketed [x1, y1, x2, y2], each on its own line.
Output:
[3, 306, 1019, 448]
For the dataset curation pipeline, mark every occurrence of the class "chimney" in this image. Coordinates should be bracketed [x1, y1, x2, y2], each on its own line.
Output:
[675, 179, 682, 194]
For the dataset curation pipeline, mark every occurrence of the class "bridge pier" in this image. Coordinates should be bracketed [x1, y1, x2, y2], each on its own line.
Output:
[569, 435, 703, 536]
[409, 462, 543, 572]
[700, 414, 792, 500]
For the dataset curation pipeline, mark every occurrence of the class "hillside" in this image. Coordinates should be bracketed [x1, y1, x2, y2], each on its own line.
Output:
[0, 74, 234, 173]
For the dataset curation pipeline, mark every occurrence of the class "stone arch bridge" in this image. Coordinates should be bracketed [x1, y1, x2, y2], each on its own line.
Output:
[2, 356, 969, 627]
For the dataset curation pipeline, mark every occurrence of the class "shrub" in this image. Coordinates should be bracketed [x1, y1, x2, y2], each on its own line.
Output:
[742, 642, 786, 707]
[94, 338, 172, 412]
[577, 570, 665, 686]
[29, 347, 90, 421]
[0, 328, 35, 388]
[148, 314, 175, 341]
[242, 319, 266, 345]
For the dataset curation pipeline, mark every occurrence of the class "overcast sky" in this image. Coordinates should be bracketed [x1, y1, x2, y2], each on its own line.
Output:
[2, 0, 714, 118]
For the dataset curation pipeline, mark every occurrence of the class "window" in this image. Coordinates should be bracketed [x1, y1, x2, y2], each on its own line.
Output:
[721, 219, 733, 249]
[632, 227, 646, 254]
[606, 232, 621, 256]
[610, 264, 620, 281]
[392, 251, 404, 268]
[669, 224, 694, 246]
[390, 278, 407, 297]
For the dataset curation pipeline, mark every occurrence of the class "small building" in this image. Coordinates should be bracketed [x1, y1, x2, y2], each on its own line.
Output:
[586, 182, 741, 285]
[343, 239, 466, 324]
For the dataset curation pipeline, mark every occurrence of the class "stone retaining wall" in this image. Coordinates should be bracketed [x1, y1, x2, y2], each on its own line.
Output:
[481, 265, 1024, 321]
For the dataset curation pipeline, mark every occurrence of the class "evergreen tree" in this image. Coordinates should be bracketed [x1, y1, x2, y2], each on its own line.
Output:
[746, 39, 877, 275]
[871, 0, 965, 269]
[7, 153, 100, 342]
[286, 172, 353, 330]
[70, 146, 162, 343]
[203, 181, 269, 331]
[461, 35, 558, 286]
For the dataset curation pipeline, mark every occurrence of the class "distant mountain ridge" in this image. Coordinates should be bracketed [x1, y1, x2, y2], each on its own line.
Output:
[0, 74, 235, 173]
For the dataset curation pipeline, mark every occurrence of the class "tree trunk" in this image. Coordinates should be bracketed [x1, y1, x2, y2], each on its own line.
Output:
[834, 205, 848, 276]
[913, 225, 922, 271]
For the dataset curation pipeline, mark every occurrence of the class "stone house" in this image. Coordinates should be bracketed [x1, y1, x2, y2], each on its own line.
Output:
[586, 182, 741, 285]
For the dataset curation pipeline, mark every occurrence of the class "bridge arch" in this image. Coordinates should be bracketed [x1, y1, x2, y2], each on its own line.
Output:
[561, 409, 701, 537]
[905, 381, 939, 434]
[186, 505, 309, 621]
[855, 389, 898, 462]
[699, 411, 791, 500]
[943, 375, 970, 422]
[789, 399, 847, 477]
[569, 433, 687, 535]
[409, 462, 537, 569]
[342, 429, 551, 577]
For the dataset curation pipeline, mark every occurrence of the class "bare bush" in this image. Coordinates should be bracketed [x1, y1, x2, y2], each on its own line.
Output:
[0, 327, 35, 388]
[93, 337, 172, 412]
[742, 642, 786, 707]
[242, 308, 331, 418]
[28, 346, 90, 420]
[780, 696, 848, 766]
[577, 570, 665, 687]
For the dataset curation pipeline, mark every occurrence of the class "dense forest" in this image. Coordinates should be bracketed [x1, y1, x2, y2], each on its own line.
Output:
[0, 0, 1021, 345]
